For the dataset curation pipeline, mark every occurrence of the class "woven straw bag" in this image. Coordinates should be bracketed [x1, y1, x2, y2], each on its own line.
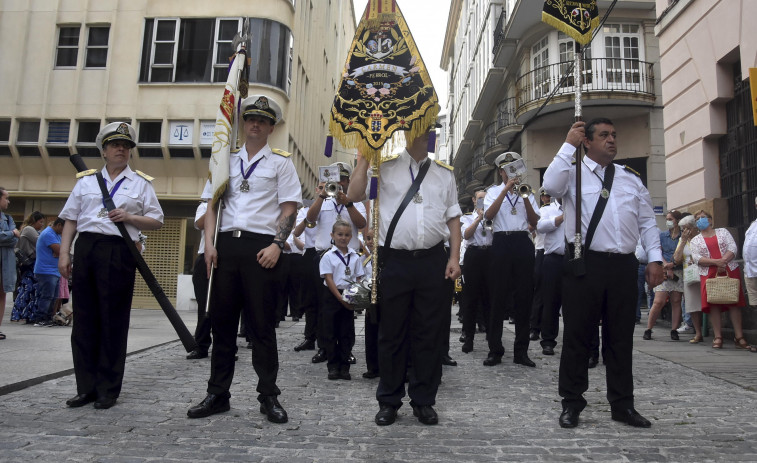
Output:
[705, 269, 740, 305]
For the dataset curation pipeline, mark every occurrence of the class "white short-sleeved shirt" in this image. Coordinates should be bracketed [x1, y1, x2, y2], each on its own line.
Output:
[59, 165, 164, 241]
[295, 207, 318, 249]
[195, 201, 208, 254]
[201, 143, 302, 235]
[319, 246, 365, 289]
[542, 142, 662, 261]
[483, 184, 540, 233]
[536, 201, 564, 255]
[366, 151, 462, 250]
[461, 212, 493, 247]
[313, 198, 367, 251]
[744, 220, 757, 278]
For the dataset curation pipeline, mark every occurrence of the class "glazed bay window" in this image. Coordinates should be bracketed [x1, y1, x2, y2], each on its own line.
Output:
[139, 17, 292, 91]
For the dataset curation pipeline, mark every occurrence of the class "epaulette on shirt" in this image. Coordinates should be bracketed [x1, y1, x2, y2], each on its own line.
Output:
[272, 148, 291, 157]
[363, 255, 372, 267]
[76, 169, 98, 179]
[622, 165, 641, 177]
[135, 170, 155, 182]
[434, 159, 453, 171]
[382, 153, 400, 162]
[464, 211, 473, 215]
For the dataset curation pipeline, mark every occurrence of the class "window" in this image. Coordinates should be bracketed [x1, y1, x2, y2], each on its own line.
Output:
[603, 24, 641, 86]
[0, 120, 10, 156]
[137, 121, 163, 158]
[17, 120, 41, 157]
[199, 120, 215, 158]
[56, 26, 80, 67]
[139, 17, 292, 91]
[76, 121, 101, 157]
[85, 26, 110, 68]
[532, 36, 549, 99]
[46, 121, 71, 157]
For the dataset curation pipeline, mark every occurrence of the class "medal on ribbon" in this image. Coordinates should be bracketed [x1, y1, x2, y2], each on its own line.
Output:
[335, 249, 352, 277]
[97, 177, 126, 219]
[240, 157, 262, 193]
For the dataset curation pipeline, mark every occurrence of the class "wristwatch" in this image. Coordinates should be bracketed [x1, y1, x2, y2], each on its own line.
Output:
[345, 202, 354, 208]
[273, 240, 285, 250]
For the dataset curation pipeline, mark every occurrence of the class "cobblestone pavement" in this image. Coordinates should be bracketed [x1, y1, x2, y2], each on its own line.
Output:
[1, 315, 757, 463]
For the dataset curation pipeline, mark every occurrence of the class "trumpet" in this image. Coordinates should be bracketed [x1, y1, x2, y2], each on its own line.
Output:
[515, 183, 532, 199]
[325, 181, 342, 197]
[483, 219, 493, 235]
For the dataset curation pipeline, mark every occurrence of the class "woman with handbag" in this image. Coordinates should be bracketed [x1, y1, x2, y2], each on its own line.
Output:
[11, 211, 46, 322]
[689, 210, 748, 349]
[643, 210, 684, 341]
[673, 215, 703, 343]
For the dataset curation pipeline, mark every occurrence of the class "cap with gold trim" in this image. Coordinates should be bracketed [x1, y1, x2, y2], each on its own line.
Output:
[241, 95, 282, 125]
[494, 151, 521, 169]
[330, 161, 353, 178]
[96, 122, 136, 151]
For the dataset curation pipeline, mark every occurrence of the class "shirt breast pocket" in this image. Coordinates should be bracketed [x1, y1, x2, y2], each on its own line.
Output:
[252, 167, 276, 191]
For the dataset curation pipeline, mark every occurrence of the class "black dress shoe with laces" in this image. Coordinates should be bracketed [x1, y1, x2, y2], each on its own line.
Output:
[311, 348, 327, 363]
[375, 404, 397, 426]
[187, 393, 231, 418]
[559, 408, 581, 428]
[186, 349, 208, 360]
[94, 397, 117, 409]
[483, 355, 501, 366]
[513, 354, 536, 367]
[588, 357, 599, 369]
[611, 408, 651, 428]
[542, 345, 555, 355]
[259, 396, 288, 423]
[294, 339, 315, 352]
[461, 338, 473, 353]
[348, 353, 356, 364]
[411, 404, 438, 425]
[441, 354, 457, 366]
[66, 393, 96, 408]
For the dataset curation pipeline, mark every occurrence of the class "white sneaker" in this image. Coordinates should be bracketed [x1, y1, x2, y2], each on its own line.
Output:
[676, 324, 694, 334]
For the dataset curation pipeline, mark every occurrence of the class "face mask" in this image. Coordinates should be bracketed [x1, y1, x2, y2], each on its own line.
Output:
[665, 220, 674, 229]
[696, 217, 710, 230]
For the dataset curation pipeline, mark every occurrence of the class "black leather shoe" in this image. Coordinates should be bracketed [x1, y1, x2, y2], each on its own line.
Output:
[348, 353, 356, 365]
[611, 408, 651, 428]
[94, 397, 117, 409]
[588, 357, 599, 369]
[670, 329, 679, 341]
[642, 329, 652, 340]
[186, 349, 208, 360]
[311, 348, 327, 363]
[339, 366, 351, 380]
[483, 355, 501, 366]
[328, 368, 340, 380]
[462, 338, 473, 353]
[187, 393, 230, 418]
[411, 404, 438, 425]
[441, 354, 457, 366]
[513, 354, 536, 367]
[559, 408, 580, 428]
[259, 396, 288, 423]
[542, 345, 555, 356]
[529, 330, 540, 341]
[294, 339, 315, 352]
[375, 404, 397, 426]
[66, 393, 96, 408]
[362, 370, 379, 379]
[459, 333, 467, 343]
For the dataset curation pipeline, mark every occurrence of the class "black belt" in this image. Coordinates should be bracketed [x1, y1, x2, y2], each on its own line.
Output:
[380, 242, 444, 259]
[468, 245, 491, 250]
[494, 230, 528, 236]
[567, 243, 633, 259]
[78, 231, 128, 243]
[221, 230, 274, 241]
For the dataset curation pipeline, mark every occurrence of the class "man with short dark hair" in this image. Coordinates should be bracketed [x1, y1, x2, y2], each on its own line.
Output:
[32, 218, 65, 326]
[543, 118, 663, 429]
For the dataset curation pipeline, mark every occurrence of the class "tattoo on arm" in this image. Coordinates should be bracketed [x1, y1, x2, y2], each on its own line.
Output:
[275, 213, 296, 242]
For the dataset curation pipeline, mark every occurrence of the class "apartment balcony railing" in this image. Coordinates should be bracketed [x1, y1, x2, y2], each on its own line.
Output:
[492, 9, 507, 54]
[473, 147, 491, 181]
[497, 97, 517, 130]
[515, 58, 655, 115]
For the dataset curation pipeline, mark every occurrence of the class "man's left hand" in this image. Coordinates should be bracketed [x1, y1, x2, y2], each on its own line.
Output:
[445, 260, 461, 280]
[257, 244, 281, 269]
[645, 262, 664, 288]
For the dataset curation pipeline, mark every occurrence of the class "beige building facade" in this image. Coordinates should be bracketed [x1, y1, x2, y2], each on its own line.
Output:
[442, 0, 666, 222]
[0, 0, 356, 307]
[656, 0, 757, 241]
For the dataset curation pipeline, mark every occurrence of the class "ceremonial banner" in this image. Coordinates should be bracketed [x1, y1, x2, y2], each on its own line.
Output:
[329, 0, 440, 163]
[542, 0, 599, 46]
[208, 50, 246, 206]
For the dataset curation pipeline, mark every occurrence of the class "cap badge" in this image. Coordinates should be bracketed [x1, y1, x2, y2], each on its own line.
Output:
[254, 97, 269, 110]
[117, 123, 129, 135]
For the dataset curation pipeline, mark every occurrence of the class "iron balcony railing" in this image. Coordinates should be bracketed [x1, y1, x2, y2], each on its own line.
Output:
[485, 122, 498, 150]
[515, 58, 655, 109]
[473, 150, 489, 172]
[497, 97, 517, 130]
[492, 9, 507, 54]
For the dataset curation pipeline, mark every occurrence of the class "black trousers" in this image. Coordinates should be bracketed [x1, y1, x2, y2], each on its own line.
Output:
[539, 252, 563, 349]
[287, 253, 306, 318]
[529, 249, 545, 333]
[376, 245, 447, 407]
[302, 248, 322, 344]
[206, 232, 283, 398]
[461, 246, 491, 339]
[364, 311, 379, 374]
[321, 288, 354, 370]
[487, 232, 534, 358]
[71, 232, 136, 400]
[275, 254, 291, 322]
[192, 253, 212, 353]
[559, 251, 637, 411]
